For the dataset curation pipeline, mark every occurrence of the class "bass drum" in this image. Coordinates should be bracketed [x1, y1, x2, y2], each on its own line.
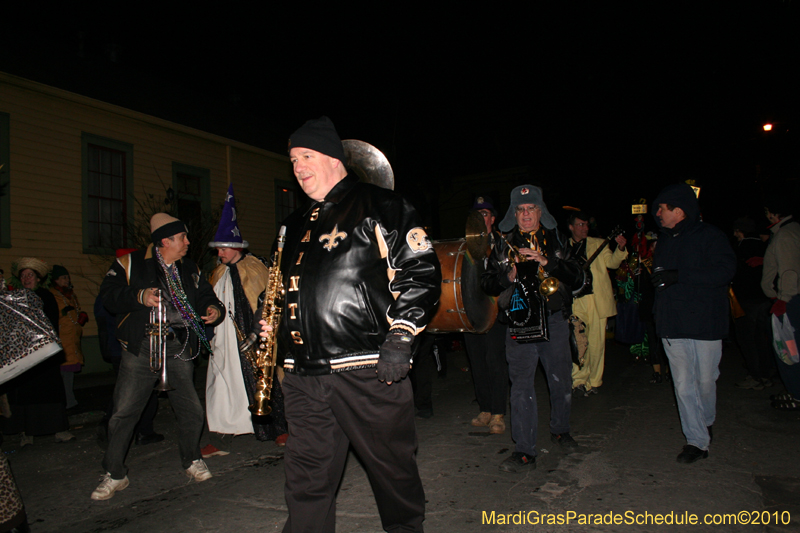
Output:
[427, 239, 498, 334]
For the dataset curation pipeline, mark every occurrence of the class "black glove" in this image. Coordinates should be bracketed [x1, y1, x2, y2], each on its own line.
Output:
[651, 268, 678, 292]
[377, 330, 414, 382]
[238, 332, 258, 353]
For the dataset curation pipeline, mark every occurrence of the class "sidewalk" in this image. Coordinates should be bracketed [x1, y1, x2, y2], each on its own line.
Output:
[3, 340, 799, 532]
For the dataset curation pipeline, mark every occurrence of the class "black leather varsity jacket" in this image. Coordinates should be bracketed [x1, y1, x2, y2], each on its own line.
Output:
[277, 173, 441, 376]
[99, 245, 224, 356]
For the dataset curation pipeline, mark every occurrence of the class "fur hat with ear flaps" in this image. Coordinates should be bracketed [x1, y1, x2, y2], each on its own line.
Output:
[498, 185, 557, 232]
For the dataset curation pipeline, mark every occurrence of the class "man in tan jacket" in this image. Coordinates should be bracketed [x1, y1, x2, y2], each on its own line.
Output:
[568, 212, 628, 395]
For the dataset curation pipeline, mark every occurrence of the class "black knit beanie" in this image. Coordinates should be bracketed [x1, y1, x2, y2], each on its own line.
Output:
[288, 116, 346, 164]
[51, 264, 69, 279]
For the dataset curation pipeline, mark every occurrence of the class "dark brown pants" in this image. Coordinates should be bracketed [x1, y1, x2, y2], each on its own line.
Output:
[282, 368, 425, 533]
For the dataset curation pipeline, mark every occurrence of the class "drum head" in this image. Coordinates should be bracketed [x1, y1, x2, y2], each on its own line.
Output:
[427, 239, 498, 333]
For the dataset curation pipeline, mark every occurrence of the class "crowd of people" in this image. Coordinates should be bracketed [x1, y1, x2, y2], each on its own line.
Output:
[1, 115, 798, 533]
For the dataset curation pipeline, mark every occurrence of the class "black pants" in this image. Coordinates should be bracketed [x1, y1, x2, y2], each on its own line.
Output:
[463, 320, 508, 415]
[282, 368, 425, 533]
[734, 298, 777, 380]
[103, 350, 203, 478]
[409, 334, 436, 413]
[102, 357, 159, 437]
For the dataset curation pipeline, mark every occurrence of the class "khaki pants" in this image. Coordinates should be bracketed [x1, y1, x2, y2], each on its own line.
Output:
[571, 297, 608, 390]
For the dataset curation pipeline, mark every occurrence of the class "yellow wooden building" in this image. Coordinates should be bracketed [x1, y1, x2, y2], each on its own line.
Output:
[0, 71, 293, 372]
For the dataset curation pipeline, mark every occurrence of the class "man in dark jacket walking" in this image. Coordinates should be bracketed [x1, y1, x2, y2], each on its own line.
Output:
[651, 183, 736, 464]
[91, 213, 225, 500]
[276, 117, 441, 532]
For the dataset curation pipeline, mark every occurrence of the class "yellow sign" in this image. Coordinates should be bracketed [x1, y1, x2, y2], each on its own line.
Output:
[631, 204, 648, 214]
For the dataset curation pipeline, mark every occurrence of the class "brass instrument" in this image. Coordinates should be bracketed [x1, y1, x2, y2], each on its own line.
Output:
[504, 235, 560, 297]
[147, 289, 175, 392]
[249, 226, 286, 416]
[230, 310, 260, 374]
[343, 140, 394, 190]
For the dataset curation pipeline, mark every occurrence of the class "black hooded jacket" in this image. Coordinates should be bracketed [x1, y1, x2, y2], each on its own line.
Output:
[651, 184, 736, 340]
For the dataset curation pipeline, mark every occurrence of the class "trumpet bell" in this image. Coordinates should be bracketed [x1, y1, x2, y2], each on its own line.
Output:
[539, 277, 560, 297]
[154, 378, 174, 392]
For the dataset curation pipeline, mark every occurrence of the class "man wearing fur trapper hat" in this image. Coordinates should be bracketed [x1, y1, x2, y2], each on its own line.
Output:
[91, 213, 225, 501]
[269, 116, 441, 532]
[203, 184, 287, 459]
[482, 185, 584, 473]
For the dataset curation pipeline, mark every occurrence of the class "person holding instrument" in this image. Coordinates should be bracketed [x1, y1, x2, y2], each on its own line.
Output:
[567, 211, 628, 396]
[463, 196, 508, 434]
[271, 117, 440, 532]
[91, 213, 224, 501]
[203, 185, 287, 459]
[482, 185, 584, 473]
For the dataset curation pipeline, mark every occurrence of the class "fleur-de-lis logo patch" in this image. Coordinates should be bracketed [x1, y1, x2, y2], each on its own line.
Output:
[319, 225, 347, 251]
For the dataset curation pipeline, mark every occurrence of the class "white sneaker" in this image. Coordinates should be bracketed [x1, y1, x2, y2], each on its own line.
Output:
[186, 459, 212, 482]
[91, 473, 129, 500]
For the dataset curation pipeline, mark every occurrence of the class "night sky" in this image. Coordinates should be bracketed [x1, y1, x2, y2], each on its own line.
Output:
[3, 2, 799, 233]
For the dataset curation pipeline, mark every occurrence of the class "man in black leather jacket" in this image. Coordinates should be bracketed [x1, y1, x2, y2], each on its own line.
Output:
[482, 185, 583, 473]
[276, 117, 441, 532]
[91, 214, 224, 501]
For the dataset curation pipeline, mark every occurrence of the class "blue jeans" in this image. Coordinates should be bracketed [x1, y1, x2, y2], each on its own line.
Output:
[662, 338, 721, 451]
[505, 314, 572, 456]
[103, 350, 204, 479]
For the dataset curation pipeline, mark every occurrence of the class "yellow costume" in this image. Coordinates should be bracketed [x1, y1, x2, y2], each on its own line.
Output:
[571, 237, 628, 390]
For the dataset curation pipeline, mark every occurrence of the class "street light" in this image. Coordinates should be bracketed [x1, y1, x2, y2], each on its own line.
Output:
[763, 123, 773, 132]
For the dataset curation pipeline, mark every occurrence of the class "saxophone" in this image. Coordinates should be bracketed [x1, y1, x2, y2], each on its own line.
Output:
[249, 226, 286, 416]
[231, 310, 260, 374]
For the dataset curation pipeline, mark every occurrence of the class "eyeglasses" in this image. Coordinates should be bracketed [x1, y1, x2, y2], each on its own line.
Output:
[572, 222, 588, 228]
[515, 205, 540, 214]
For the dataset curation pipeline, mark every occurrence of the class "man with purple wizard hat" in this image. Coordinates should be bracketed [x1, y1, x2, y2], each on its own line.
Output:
[203, 184, 288, 459]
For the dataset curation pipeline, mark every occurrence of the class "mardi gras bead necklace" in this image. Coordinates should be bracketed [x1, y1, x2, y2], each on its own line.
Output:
[154, 247, 213, 357]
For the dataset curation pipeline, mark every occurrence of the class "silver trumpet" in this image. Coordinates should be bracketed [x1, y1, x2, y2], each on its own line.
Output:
[147, 289, 175, 392]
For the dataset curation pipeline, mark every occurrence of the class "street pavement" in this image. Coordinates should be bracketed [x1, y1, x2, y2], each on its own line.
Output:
[3, 338, 800, 533]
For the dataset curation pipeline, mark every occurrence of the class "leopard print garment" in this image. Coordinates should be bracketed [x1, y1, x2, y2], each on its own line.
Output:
[0, 454, 24, 525]
[0, 287, 61, 375]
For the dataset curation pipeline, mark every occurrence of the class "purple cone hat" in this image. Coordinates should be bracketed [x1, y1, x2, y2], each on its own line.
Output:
[208, 184, 249, 249]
